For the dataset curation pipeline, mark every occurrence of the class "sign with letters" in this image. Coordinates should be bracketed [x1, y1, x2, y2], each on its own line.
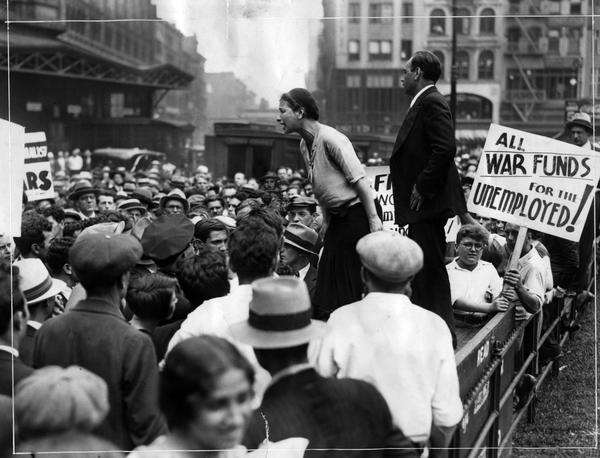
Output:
[23, 131, 54, 202]
[467, 123, 600, 242]
[0, 118, 26, 237]
[366, 166, 458, 241]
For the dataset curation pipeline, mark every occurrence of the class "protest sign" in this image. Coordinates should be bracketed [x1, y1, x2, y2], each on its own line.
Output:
[0, 119, 26, 238]
[467, 123, 600, 242]
[366, 166, 403, 233]
[366, 166, 459, 240]
[23, 131, 54, 202]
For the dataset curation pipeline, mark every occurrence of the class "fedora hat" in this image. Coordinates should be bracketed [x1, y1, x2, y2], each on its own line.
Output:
[13, 258, 66, 305]
[231, 277, 325, 349]
[566, 112, 593, 133]
[131, 188, 153, 207]
[356, 231, 423, 283]
[159, 188, 190, 213]
[283, 223, 319, 264]
[260, 171, 278, 182]
[68, 180, 99, 201]
[117, 198, 147, 214]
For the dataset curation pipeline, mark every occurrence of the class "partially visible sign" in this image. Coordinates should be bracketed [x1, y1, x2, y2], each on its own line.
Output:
[467, 124, 600, 242]
[23, 132, 54, 202]
[0, 119, 26, 237]
[366, 166, 464, 240]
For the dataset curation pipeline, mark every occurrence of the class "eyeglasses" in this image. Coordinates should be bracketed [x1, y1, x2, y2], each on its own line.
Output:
[460, 242, 484, 251]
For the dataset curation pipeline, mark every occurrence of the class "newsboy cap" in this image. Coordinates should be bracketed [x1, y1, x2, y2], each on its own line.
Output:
[141, 214, 194, 261]
[69, 232, 142, 280]
[356, 231, 423, 283]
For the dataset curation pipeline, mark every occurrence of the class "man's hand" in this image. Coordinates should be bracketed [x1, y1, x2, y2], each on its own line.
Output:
[409, 185, 424, 211]
[368, 215, 384, 232]
[503, 269, 524, 290]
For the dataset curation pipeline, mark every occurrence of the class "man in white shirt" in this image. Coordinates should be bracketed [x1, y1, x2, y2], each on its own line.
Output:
[312, 231, 462, 453]
[166, 218, 280, 395]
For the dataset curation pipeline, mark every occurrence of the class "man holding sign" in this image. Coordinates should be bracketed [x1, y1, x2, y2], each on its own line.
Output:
[390, 51, 467, 345]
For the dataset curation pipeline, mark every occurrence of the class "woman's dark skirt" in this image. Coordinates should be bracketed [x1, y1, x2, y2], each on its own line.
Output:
[312, 203, 370, 321]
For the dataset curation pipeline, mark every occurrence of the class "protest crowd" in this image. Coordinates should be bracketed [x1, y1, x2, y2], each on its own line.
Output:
[0, 52, 598, 458]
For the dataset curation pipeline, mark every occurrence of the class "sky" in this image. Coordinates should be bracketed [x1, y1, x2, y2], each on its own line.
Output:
[153, 0, 324, 106]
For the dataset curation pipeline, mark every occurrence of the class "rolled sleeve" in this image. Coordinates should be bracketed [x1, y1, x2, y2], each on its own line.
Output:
[326, 137, 366, 184]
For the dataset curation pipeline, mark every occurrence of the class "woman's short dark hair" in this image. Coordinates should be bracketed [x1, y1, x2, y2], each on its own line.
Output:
[280, 88, 319, 121]
[176, 247, 230, 305]
[410, 50, 442, 83]
[456, 223, 490, 245]
[125, 273, 177, 321]
[160, 336, 255, 430]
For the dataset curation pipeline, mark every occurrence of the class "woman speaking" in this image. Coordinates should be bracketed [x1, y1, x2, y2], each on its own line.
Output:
[278, 88, 383, 320]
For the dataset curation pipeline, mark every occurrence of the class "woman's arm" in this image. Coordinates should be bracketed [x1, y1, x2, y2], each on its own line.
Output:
[354, 177, 383, 232]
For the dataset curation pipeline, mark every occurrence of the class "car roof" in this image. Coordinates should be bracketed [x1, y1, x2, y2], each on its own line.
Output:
[92, 147, 166, 161]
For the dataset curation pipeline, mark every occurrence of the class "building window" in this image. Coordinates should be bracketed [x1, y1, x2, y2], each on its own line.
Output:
[348, 40, 360, 61]
[366, 74, 394, 88]
[479, 8, 495, 34]
[478, 50, 494, 79]
[570, 0, 581, 14]
[369, 40, 392, 60]
[349, 2, 360, 23]
[456, 8, 470, 35]
[346, 74, 361, 87]
[548, 29, 560, 53]
[369, 3, 393, 24]
[527, 26, 542, 52]
[402, 2, 413, 23]
[507, 27, 520, 51]
[456, 50, 470, 79]
[401, 40, 412, 60]
[433, 50, 445, 79]
[430, 9, 446, 35]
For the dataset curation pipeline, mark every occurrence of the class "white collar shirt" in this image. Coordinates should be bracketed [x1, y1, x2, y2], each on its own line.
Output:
[27, 320, 42, 331]
[409, 84, 435, 109]
[310, 292, 462, 443]
[0, 345, 19, 357]
[513, 247, 546, 320]
[297, 263, 310, 281]
[446, 259, 503, 312]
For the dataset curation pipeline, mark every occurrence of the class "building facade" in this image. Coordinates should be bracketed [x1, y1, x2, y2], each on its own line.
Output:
[1, 0, 206, 165]
[317, 0, 505, 158]
[317, 0, 596, 147]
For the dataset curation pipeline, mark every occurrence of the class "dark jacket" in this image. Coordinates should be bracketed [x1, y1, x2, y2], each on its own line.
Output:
[243, 367, 418, 457]
[390, 86, 466, 225]
[304, 265, 318, 305]
[18, 323, 37, 366]
[0, 350, 34, 396]
[32, 297, 167, 450]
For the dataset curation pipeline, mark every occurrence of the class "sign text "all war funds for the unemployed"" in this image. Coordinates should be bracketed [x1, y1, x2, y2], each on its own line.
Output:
[467, 124, 600, 242]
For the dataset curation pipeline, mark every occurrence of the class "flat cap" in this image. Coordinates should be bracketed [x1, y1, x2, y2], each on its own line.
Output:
[70, 232, 142, 279]
[356, 231, 423, 283]
[141, 214, 194, 261]
[287, 195, 318, 209]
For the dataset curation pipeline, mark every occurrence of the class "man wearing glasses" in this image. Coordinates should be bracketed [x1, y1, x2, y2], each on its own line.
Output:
[446, 224, 508, 327]
[390, 50, 467, 346]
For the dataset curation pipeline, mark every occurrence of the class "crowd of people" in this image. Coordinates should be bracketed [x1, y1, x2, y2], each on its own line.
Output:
[0, 50, 597, 457]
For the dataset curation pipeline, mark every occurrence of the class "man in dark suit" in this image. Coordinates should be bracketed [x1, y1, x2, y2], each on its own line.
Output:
[33, 232, 167, 450]
[232, 277, 418, 457]
[390, 50, 467, 345]
[280, 223, 319, 305]
[0, 262, 33, 396]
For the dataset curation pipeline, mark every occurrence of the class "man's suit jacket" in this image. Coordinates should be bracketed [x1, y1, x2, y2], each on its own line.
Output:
[33, 298, 167, 450]
[243, 367, 418, 457]
[304, 265, 318, 304]
[390, 86, 466, 225]
[18, 324, 37, 366]
[0, 350, 34, 396]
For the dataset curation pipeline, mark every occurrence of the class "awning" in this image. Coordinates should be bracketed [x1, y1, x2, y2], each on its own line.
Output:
[455, 129, 489, 141]
[0, 29, 194, 89]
